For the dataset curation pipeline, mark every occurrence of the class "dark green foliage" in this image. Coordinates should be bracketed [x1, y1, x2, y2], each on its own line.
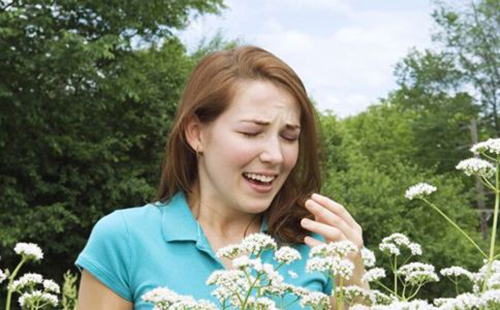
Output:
[0, 0, 223, 284]
[319, 114, 485, 299]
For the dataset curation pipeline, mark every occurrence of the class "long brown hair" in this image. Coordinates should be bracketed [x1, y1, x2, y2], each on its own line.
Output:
[155, 46, 324, 244]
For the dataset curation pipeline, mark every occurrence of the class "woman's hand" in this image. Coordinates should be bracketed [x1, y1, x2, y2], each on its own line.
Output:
[300, 193, 368, 289]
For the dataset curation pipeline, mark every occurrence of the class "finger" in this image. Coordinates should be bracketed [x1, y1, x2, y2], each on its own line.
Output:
[304, 236, 323, 247]
[300, 218, 345, 242]
[305, 199, 355, 239]
[311, 193, 360, 231]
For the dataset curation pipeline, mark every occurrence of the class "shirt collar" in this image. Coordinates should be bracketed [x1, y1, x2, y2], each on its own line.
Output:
[161, 191, 269, 243]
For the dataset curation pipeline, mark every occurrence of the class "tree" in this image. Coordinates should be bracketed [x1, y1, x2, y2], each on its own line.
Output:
[0, 0, 224, 282]
[319, 113, 484, 299]
[432, 0, 499, 135]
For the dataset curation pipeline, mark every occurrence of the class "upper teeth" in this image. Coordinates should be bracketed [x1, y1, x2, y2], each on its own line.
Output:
[244, 173, 276, 183]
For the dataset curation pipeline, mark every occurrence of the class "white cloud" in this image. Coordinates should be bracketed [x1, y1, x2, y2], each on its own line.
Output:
[176, 1, 433, 118]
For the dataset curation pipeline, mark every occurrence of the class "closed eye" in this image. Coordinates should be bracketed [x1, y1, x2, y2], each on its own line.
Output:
[241, 132, 298, 142]
[241, 132, 259, 137]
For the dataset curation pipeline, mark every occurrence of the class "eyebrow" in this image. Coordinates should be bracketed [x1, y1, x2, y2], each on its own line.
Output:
[239, 119, 301, 130]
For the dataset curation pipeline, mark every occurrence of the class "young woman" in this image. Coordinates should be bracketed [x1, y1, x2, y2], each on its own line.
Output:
[76, 46, 368, 309]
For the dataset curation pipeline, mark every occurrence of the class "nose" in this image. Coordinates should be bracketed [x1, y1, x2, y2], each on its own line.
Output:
[259, 136, 284, 165]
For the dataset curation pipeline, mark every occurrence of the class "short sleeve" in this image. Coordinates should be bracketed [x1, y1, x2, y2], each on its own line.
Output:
[75, 210, 132, 301]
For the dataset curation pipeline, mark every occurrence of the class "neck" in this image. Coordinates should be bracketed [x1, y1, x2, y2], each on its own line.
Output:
[187, 192, 263, 240]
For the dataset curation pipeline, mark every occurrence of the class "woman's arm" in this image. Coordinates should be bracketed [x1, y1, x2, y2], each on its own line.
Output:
[77, 269, 133, 310]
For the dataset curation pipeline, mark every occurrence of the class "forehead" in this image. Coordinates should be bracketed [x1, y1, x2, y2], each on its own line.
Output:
[223, 80, 301, 124]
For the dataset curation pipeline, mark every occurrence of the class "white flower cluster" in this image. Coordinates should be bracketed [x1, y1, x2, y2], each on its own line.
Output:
[405, 183, 437, 200]
[480, 289, 500, 308]
[10, 273, 44, 291]
[471, 138, 500, 155]
[274, 246, 301, 264]
[19, 290, 58, 308]
[379, 233, 422, 257]
[398, 262, 439, 285]
[14, 242, 43, 261]
[434, 293, 479, 309]
[361, 247, 376, 268]
[342, 285, 373, 305]
[306, 240, 358, 282]
[215, 244, 242, 260]
[456, 158, 495, 178]
[440, 266, 474, 281]
[362, 267, 386, 283]
[299, 291, 330, 309]
[0, 268, 6, 284]
[206, 269, 250, 303]
[246, 296, 278, 310]
[306, 256, 355, 279]
[43, 279, 60, 294]
[371, 299, 435, 309]
[9, 272, 60, 310]
[240, 233, 277, 256]
[141, 287, 218, 310]
[144, 232, 335, 309]
[310, 240, 358, 258]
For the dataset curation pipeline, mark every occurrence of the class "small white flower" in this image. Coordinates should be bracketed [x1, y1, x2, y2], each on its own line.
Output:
[379, 243, 400, 256]
[405, 183, 437, 200]
[434, 292, 479, 309]
[216, 244, 243, 259]
[379, 233, 422, 257]
[456, 158, 495, 177]
[0, 269, 6, 284]
[471, 138, 500, 155]
[342, 285, 372, 304]
[240, 233, 277, 255]
[14, 243, 43, 261]
[18, 290, 58, 308]
[43, 279, 60, 294]
[408, 243, 422, 256]
[306, 256, 355, 279]
[11, 273, 44, 291]
[480, 289, 500, 307]
[309, 240, 358, 258]
[274, 246, 301, 264]
[399, 262, 439, 285]
[300, 291, 331, 309]
[247, 297, 278, 310]
[487, 273, 500, 289]
[142, 287, 203, 309]
[440, 266, 474, 281]
[288, 270, 298, 279]
[350, 305, 370, 310]
[361, 247, 376, 268]
[362, 267, 386, 283]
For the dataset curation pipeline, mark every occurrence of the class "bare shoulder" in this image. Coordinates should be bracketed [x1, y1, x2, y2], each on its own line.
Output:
[77, 269, 133, 310]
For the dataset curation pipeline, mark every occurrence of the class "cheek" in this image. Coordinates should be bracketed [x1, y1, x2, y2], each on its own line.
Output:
[283, 144, 299, 171]
[216, 136, 256, 165]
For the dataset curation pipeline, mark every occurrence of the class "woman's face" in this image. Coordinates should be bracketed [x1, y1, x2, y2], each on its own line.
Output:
[194, 79, 301, 217]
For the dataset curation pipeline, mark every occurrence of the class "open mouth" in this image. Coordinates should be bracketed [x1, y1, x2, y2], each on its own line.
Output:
[242, 173, 276, 186]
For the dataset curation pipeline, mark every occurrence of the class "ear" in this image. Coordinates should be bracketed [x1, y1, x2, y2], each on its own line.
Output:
[185, 115, 204, 153]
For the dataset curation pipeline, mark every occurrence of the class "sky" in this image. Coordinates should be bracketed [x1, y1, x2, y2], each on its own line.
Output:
[175, 0, 436, 118]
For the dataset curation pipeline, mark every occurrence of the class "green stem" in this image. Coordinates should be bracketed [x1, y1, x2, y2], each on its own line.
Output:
[406, 283, 424, 300]
[422, 198, 488, 258]
[394, 256, 398, 296]
[241, 272, 262, 309]
[374, 281, 400, 299]
[480, 177, 496, 191]
[5, 257, 27, 310]
[482, 158, 500, 292]
[336, 277, 344, 310]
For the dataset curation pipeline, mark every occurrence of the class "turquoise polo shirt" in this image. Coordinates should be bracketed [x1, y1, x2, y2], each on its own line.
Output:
[76, 191, 332, 309]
